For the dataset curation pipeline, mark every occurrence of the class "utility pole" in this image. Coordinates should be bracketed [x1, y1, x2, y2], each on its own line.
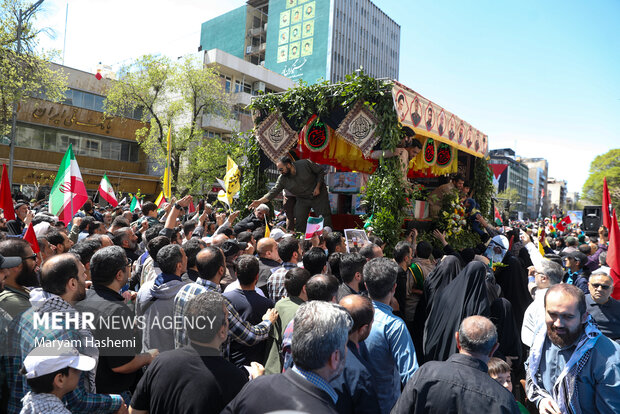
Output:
[8, 0, 45, 184]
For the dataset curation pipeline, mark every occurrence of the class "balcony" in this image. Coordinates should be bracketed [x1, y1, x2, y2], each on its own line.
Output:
[232, 92, 252, 107]
[201, 114, 240, 133]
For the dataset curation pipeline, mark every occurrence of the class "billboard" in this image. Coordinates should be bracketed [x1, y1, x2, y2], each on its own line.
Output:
[265, 0, 330, 83]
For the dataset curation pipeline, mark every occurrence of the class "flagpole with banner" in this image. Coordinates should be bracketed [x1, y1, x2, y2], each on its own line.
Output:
[162, 125, 172, 200]
[49, 144, 88, 225]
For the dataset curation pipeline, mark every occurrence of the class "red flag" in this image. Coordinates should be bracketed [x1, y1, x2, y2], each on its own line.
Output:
[608, 209, 620, 300]
[188, 200, 196, 214]
[494, 205, 502, 226]
[23, 224, 40, 254]
[0, 164, 15, 221]
[555, 215, 572, 232]
[602, 177, 611, 230]
[95, 70, 102, 80]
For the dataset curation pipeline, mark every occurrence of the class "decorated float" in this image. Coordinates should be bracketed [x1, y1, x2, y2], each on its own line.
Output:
[240, 73, 494, 251]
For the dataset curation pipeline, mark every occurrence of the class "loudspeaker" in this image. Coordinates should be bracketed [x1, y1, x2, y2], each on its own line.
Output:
[582, 206, 602, 235]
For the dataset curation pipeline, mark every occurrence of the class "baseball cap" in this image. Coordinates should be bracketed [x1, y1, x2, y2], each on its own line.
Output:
[221, 240, 248, 257]
[22, 344, 96, 379]
[567, 251, 588, 266]
[270, 228, 286, 241]
[0, 253, 21, 269]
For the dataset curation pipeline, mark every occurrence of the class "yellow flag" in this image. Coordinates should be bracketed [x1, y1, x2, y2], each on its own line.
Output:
[162, 126, 172, 198]
[264, 216, 270, 238]
[223, 156, 241, 205]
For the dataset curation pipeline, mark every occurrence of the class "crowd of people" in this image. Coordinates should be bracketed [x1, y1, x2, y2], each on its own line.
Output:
[0, 185, 619, 414]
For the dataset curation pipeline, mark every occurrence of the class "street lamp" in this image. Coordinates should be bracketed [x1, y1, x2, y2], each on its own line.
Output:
[8, 0, 45, 184]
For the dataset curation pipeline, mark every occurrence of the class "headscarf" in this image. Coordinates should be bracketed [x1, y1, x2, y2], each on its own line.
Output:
[423, 255, 462, 315]
[423, 261, 491, 362]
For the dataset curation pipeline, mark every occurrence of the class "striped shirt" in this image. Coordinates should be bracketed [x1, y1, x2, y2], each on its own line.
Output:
[173, 277, 272, 349]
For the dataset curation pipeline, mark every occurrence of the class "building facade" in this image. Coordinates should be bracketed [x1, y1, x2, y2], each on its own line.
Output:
[489, 148, 530, 217]
[5, 63, 160, 201]
[200, 0, 400, 84]
[201, 48, 295, 138]
[547, 178, 568, 215]
[519, 157, 549, 218]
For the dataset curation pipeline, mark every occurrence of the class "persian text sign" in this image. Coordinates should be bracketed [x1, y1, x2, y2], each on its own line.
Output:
[391, 81, 488, 157]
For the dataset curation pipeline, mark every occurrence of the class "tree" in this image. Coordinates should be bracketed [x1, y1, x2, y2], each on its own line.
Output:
[582, 149, 620, 210]
[104, 54, 238, 194]
[0, 0, 67, 137]
[497, 188, 520, 213]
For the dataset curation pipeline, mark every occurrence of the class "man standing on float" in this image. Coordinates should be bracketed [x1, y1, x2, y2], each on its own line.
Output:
[249, 156, 332, 232]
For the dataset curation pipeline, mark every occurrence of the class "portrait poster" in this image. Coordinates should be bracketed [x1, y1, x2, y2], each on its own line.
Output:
[290, 24, 302, 42]
[289, 41, 301, 59]
[291, 6, 303, 24]
[302, 20, 314, 38]
[304, 1, 316, 19]
[301, 38, 313, 57]
[279, 28, 289, 45]
[344, 229, 369, 253]
[277, 45, 288, 63]
[279, 10, 290, 27]
[391, 80, 487, 157]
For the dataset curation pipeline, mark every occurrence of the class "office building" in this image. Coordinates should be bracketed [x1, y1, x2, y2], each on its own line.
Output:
[5, 63, 160, 200]
[489, 148, 530, 217]
[200, 0, 400, 84]
[519, 157, 549, 218]
[547, 178, 568, 215]
[201, 48, 295, 137]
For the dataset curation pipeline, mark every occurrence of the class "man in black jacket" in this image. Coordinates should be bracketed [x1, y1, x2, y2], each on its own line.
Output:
[233, 204, 269, 234]
[392, 315, 519, 414]
[223, 301, 352, 414]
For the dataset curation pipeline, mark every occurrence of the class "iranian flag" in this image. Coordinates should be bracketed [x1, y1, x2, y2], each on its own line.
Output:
[49, 145, 88, 224]
[98, 174, 118, 207]
[305, 216, 324, 240]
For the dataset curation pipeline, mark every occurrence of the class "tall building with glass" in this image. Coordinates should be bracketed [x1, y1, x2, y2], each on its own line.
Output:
[199, 0, 400, 84]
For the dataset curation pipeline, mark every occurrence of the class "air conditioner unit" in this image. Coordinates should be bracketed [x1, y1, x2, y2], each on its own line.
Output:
[260, 61, 265, 67]
[253, 81, 266, 92]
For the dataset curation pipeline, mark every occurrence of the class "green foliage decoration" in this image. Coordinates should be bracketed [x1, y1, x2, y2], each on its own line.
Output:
[472, 156, 495, 220]
[238, 132, 269, 217]
[249, 71, 406, 251]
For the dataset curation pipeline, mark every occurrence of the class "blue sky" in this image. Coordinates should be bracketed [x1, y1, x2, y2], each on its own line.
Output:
[36, 0, 620, 193]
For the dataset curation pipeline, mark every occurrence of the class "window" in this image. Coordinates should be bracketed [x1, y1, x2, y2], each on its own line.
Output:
[15, 124, 138, 162]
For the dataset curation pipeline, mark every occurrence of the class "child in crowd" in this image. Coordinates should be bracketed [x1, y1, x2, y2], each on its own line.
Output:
[19, 344, 96, 414]
[487, 357, 528, 414]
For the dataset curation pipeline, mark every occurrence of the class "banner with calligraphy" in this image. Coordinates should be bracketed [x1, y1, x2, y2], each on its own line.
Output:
[17, 98, 143, 141]
[255, 111, 298, 163]
[391, 81, 488, 158]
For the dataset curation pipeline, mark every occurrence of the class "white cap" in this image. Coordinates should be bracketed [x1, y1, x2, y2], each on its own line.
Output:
[270, 228, 286, 241]
[22, 344, 96, 379]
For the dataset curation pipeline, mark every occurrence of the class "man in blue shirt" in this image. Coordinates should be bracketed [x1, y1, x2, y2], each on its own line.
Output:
[362, 257, 418, 414]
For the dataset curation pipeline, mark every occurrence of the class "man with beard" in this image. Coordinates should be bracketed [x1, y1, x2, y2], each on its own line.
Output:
[249, 156, 332, 232]
[525, 284, 620, 414]
[75, 246, 157, 396]
[6, 201, 31, 235]
[5, 254, 126, 413]
[425, 106, 434, 130]
[0, 239, 40, 318]
[112, 226, 139, 261]
[222, 301, 351, 414]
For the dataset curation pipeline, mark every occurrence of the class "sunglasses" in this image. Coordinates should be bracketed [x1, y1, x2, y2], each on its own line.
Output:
[590, 283, 611, 291]
[21, 254, 37, 262]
